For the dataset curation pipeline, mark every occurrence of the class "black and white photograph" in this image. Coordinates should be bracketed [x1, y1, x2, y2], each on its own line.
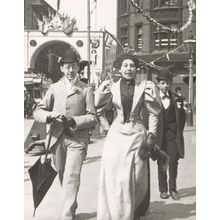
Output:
[22, 0, 198, 219]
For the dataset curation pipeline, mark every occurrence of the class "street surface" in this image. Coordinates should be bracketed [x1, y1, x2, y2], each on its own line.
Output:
[24, 120, 196, 220]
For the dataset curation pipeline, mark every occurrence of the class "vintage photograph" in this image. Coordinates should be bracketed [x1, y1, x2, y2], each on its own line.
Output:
[24, 0, 196, 219]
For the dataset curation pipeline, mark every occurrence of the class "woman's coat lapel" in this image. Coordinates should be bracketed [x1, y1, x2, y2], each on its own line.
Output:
[112, 79, 145, 115]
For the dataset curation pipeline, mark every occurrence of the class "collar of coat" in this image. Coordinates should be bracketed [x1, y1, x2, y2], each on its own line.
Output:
[111, 78, 146, 113]
[56, 75, 86, 96]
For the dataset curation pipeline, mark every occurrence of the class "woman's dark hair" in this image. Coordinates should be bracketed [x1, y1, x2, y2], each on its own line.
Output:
[113, 54, 140, 69]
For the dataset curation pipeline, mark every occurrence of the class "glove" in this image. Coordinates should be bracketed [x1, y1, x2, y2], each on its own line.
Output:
[138, 144, 151, 160]
[146, 133, 155, 151]
[138, 133, 155, 160]
[101, 80, 112, 91]
[46, 111, 60, 123]
[61, 116, 76, 130]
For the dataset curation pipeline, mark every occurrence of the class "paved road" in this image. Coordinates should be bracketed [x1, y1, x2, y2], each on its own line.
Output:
[24, 126, 196, 220]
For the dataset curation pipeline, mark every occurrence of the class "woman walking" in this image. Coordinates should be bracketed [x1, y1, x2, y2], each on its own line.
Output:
[95, 54, 161, 220]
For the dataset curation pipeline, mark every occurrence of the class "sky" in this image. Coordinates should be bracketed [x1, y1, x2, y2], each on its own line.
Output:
[45, 0, 117, 35]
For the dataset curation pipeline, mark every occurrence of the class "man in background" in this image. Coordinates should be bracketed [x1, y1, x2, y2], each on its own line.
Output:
[155, 69, 186, 200]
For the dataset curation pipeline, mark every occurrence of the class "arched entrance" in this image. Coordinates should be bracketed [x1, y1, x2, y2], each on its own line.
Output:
[30, 40, 80, 82]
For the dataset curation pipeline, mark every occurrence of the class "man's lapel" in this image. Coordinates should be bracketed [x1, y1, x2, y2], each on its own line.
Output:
[56, 77, 69, 97]
[65, 75, 81, 97]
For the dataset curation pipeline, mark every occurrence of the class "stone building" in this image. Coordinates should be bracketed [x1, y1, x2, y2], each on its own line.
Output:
[117, 0, 196, 101]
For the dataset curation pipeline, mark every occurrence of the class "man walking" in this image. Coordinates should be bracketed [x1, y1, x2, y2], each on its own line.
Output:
[155, 69, 186, 200]
[33, 49, 97, 219]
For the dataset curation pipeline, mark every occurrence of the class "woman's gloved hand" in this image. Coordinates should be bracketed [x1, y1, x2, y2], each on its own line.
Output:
[138, 133, 155, 160]
[146, 133, 155, 151]
[101, 80, 112, 91]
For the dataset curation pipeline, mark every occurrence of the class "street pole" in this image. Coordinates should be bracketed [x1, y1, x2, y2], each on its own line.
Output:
[184, 36, 195, 127]
[186, 54, 194, 126]
[87, 0, 91, 83]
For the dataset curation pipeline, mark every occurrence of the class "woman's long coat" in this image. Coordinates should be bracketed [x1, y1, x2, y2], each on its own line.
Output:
[95, 79, 161, 220]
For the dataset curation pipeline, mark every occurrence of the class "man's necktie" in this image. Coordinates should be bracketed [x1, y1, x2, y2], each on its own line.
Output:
[162, 93, 170, 100]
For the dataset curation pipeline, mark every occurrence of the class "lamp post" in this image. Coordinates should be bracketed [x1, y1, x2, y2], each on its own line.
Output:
[87, 0, 91, 83]
[183, 38, 196, 126]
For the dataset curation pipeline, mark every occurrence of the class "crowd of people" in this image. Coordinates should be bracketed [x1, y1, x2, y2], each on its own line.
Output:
[32, 48, 186, 220]
[24, 90, 36, 118]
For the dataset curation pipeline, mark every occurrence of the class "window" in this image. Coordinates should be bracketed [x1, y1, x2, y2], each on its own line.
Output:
[154, 0, 179, 7]
[161, 0, 178, 6]
[153, 23, 178, 50]
[135, 25, 143, 52]
[120, 27, 128, 47]
[120, 0, 128, 14]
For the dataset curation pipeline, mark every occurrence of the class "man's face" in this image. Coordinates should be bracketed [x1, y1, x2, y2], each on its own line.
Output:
[60, 63, 79, 81]
[119, 59, 136, 80]
[158, 79, 172, 93]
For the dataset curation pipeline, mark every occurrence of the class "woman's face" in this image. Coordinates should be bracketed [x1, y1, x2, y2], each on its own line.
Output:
[119, 59, 136, 80]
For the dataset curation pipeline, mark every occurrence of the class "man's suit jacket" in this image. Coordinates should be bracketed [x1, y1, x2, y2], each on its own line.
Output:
[155, 91, 186, 159]
[33, 76, 97, 151]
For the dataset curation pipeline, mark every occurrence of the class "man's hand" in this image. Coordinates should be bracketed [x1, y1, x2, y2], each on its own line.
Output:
[61, 116, 76, 129]
[46, 111, 61, 123]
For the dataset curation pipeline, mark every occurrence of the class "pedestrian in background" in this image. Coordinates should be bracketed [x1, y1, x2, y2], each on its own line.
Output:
[175, 86, 187, 111]
[33, 49, 97, 220]
[155, 69, 186, 200]
[95, 54, 162, 220]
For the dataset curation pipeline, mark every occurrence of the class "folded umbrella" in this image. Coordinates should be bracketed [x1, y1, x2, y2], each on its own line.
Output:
[28, 122, 57, 216]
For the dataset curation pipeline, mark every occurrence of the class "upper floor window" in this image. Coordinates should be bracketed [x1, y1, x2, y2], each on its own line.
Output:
[161, 0, 178, 6]
[154, 0, 179, 7]
[153, 23, 178, 51]
[135, 24, 143, 52]
[120, 0, 128, 14]
[120, 27, 128, 47]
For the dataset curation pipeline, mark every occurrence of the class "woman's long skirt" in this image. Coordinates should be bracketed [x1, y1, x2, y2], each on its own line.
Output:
[97, 121, 150, 220]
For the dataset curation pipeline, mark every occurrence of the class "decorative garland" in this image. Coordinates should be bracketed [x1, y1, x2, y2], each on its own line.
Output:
[129, 0, 195, 33]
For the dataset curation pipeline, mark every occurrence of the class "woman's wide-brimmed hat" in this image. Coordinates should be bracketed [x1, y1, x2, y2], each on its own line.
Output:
[156, 68, 173, 81]
[60, 49, 80, 64]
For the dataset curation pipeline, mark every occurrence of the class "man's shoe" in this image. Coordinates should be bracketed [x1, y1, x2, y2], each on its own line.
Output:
[170, 191, 180, 200]
[160, 192, 169, 199]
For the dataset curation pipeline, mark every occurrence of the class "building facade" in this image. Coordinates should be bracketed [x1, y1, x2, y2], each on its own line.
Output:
[24, 0, 105, 102]
[117, 0, 196, 101]
[24, 0, 56, 30]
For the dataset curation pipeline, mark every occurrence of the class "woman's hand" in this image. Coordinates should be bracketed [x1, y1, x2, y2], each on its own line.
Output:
[146, 133, 155, 151]
[101, 80, 112, 91]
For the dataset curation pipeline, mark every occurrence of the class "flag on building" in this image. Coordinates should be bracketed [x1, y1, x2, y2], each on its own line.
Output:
[104, 29, 124, 50]
[104, 32, 112, 50]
